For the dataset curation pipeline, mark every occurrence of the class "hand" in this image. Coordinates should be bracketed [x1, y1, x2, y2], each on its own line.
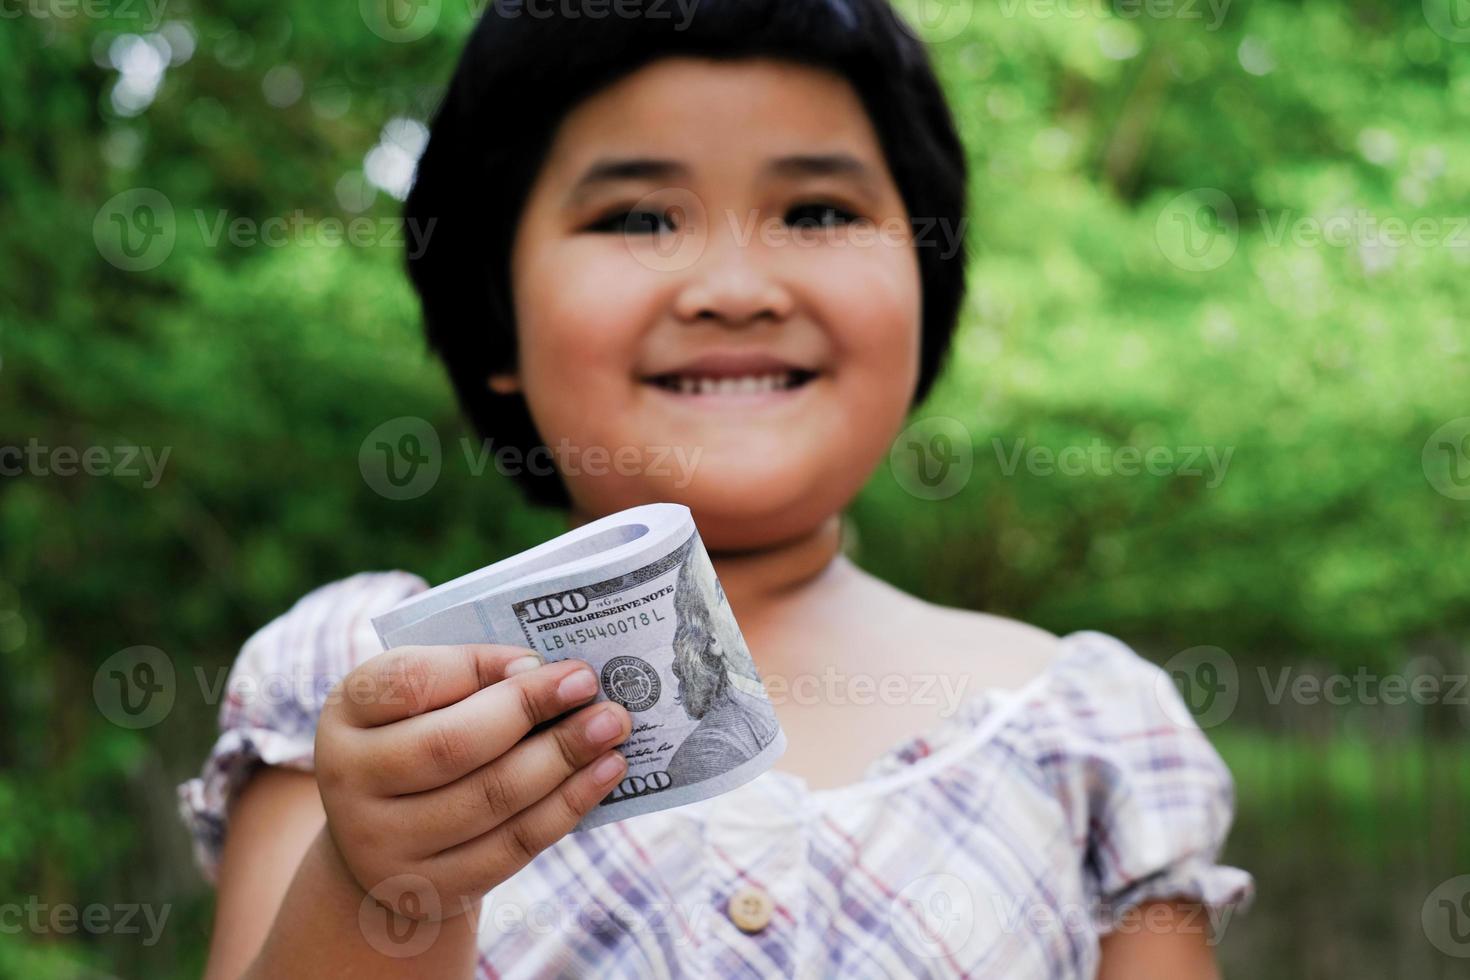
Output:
[314, 644, 631, 921]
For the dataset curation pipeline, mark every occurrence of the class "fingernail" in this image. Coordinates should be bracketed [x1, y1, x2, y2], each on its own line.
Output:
[557, 668, 598, 702]
[585, 707, 621, 743]
[592, 753, 625, 784]
[505, 656, 542, 677]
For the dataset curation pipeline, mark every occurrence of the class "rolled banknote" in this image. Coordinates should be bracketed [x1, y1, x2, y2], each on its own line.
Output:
[371, 503, 787, 830]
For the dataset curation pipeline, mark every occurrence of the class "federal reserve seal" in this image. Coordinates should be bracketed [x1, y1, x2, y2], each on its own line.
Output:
[600, 655, 661, 712]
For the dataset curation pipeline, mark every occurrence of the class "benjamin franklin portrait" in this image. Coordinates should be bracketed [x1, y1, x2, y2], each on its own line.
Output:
[664, 547, 781, 786]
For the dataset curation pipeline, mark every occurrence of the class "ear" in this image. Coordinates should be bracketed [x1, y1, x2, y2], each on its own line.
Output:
[487, 372, 521, 395]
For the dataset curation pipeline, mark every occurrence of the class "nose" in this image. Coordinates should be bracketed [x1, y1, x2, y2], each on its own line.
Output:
[672, 220, 796, 328]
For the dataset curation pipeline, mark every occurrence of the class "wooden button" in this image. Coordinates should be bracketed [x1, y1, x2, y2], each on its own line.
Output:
[727, 886, 774, 933]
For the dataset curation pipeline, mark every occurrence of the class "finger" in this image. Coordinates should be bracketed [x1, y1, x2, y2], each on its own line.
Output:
[427, 750, 628, 898]
[336, 644, 543, 727]
[362, 658, 602, 793]
[393, 701, 632, 856]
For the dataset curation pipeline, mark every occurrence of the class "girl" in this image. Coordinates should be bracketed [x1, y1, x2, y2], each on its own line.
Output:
[179, 1, 1254, 976]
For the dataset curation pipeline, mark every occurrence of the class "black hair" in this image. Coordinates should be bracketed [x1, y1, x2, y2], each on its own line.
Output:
[403, 0, 971, 508]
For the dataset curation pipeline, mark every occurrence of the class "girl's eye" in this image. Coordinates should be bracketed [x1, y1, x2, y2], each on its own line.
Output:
[586, 208, 678, 235]
[786, 202, 859, 229]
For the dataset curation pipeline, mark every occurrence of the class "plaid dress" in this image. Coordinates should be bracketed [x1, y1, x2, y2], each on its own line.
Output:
[178, 572, 1254, 978]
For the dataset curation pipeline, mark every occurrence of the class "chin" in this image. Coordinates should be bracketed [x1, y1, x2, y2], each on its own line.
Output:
[559, 419, 899, 547]
[564, 454, 852, 549]
[668, 467, 856, 551]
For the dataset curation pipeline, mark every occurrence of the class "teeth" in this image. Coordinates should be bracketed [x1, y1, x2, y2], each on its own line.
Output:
[662, 371, 802, 395]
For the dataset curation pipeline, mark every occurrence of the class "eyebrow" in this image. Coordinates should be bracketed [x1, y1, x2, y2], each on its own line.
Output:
[564, 153, 881, 206]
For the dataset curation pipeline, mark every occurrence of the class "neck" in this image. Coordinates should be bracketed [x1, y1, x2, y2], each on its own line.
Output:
[706, 514, 846, 616]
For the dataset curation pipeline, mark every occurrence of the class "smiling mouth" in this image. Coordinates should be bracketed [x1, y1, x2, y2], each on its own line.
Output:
[643, 369, 819, 396]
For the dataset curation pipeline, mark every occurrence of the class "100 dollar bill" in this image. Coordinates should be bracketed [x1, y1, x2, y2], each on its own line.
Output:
[501, 533, 784, 826]
[372, 504, 787, 830]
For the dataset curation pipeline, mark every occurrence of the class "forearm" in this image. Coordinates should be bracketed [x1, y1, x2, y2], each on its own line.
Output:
[243, 827, 480, 980]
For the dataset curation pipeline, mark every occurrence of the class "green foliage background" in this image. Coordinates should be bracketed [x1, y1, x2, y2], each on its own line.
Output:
[1, 0, 1467, 975]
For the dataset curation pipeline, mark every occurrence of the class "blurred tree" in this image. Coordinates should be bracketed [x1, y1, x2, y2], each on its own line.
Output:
[1, 0, 1467, 975]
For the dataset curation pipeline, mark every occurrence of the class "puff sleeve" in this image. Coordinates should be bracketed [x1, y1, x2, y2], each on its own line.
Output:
[1048, 630, 1255, 939]
[175, 571, 428, 883]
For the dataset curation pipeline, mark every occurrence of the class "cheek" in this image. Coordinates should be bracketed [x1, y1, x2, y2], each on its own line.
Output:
[513, 243, 655, 434]
[807, 241, 923, 425]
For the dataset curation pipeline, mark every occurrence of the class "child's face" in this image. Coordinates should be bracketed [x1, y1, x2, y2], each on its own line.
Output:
[509, 57, 922, 548]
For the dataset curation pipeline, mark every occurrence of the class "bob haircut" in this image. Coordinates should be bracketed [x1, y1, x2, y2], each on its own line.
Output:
[404, 0, 971, 509]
